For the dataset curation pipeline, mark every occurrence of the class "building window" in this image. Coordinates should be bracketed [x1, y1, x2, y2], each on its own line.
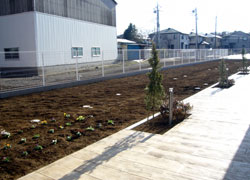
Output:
[4, 48, 19, 60]
[91, 47, 101, 57]
[72, 47, 83, 58]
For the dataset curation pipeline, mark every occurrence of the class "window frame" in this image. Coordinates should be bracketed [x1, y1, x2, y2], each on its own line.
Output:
[71, 47, 83, 58]
[91, 47, 101, 57]
[4, 47, 19, 60]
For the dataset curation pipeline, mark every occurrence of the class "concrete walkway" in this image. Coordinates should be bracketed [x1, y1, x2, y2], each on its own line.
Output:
[19, 73, 250, 180]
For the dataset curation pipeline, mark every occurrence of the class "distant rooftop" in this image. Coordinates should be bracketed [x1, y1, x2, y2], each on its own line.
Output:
[150, 28, 188, 35]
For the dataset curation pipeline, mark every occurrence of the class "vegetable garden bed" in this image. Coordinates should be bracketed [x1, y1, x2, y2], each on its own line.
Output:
[0, 60, 241, 180]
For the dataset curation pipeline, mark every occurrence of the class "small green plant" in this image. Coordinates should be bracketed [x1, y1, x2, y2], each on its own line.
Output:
[51, 139, 57, 145]
[19, 138, 27, 144]
[18, 130, 23, 134]
[76, 131, 82, 137]
[3, 144, 11, 150]
[107, 120, 114, 125]
[48, 129, 55, 134]
[76, 115, 85, 121]
[22, 151, 28, 157]
[64, 113, 71, 118]
[33, 134, 40, 139]
[66, 136, 72, 141]
[51, 117, 56, 122]
[59, 125, 64, 129]
[1, 131, 11, 139]
[86, 126, 95, 131]
[218, 59, 234, 88]
[241, 48, 249, 74]
[31, 125, 36, 129]
[145, 43, 165, 118]
[2, 157, 10, 163]
[34, 145, 43, 150]
[41, 120, 48, 125]
[65, 122, 72, 126]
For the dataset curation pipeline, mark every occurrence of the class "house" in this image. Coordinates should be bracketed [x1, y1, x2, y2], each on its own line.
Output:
[204, 33, 222, 48]
[149, 28, 189, 49]
[0, 0, 117, 71]
[221, 31, 250, 49]
[189, 33, 210, 49]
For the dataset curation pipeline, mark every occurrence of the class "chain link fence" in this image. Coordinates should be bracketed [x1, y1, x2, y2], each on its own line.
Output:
[0, 49, 228, 92]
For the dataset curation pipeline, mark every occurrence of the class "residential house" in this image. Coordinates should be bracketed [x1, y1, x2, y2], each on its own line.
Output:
[221, 31, 250, 49]
[204, 33, 222, 48]
[189, 32, 211, 49]
[149, 28, 189, 49]
[0, 0, 117, 71]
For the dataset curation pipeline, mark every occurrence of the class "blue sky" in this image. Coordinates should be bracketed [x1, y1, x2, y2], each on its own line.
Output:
[115, 0, 250, 36]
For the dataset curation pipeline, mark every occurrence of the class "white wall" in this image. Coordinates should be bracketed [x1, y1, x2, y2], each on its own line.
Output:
[0, 12, 37, 68]
[35, 12, 118, 66]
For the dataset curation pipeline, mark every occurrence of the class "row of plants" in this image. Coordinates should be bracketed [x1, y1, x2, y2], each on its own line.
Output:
[0, 113, 116, 163]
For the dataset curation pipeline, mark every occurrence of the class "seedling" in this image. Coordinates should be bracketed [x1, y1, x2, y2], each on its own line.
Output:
[33, 134, 40, 139]
[51, 139, 57, 145]
[1, 131, 11, 139]
[66, 136, 72, 141]
[107, 120, 114, 125]
[65, 122, 72, 126]
[34, 145, 43, 150]
[86, 126, 95, 131]
[19, 138, 27, 144]
[59, 125, 64, 129]
[2, 157, 10, 163]
[22, 151, 28, 157]
[3, 144, 11, 150]
[64, 113, 71, 118]
[76, 115, 85, 121]
[41, 120, 48, 125]
[18, 130, 23, 134]
[76, 132, 82, 137]
[51, 117, 56, 122]
[31, 125, 36, 129]
[48, 129, 55, 134]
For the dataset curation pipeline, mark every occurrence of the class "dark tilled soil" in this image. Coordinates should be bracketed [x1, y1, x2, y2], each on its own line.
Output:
[0, 60, 241, 180]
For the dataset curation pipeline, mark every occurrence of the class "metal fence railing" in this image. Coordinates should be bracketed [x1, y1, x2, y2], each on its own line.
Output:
[0, 49, 229, 92]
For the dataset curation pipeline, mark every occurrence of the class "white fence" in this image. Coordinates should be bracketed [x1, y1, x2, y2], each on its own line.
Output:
[0, 49, 228, 92]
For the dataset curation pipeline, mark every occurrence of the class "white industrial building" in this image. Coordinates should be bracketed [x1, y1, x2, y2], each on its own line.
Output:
[0, 0, 117, 70]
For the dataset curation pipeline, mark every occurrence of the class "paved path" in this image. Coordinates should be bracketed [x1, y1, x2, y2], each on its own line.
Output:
[19, 73, 250, 180]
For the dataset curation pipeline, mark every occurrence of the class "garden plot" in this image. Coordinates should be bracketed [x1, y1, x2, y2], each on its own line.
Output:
[0, 60, 242, 180]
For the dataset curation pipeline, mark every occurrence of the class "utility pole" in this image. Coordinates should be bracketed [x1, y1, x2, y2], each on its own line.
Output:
[214, 16, 217, 49]
[192, 8, 198, 49]
[154, 3, 160, 49]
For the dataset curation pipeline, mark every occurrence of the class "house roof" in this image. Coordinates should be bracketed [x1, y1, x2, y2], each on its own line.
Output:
[117, 39, 136, 44]
[189, 32, 206, 37]
[112, 0, 117, 4]
[150, 28, 188, 35]
[204, 33, 222, 39]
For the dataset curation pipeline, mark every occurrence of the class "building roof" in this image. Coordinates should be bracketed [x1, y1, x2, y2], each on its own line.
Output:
[150, 28, 188, 36]
[204, 33, 222, 39]
[117, 39, 136, 44]
[189, 32, 206, 37]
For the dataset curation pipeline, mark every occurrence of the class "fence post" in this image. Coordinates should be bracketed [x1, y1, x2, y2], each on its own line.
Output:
[169, 88, 174, 126]
[42, 52, 46, 86]
[181, 51, 184, 64]
[122, 49, 125, 73]
[164, 49, 166, 67]
[102, 51, 104, 77]
[76, 56, 79, 81]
